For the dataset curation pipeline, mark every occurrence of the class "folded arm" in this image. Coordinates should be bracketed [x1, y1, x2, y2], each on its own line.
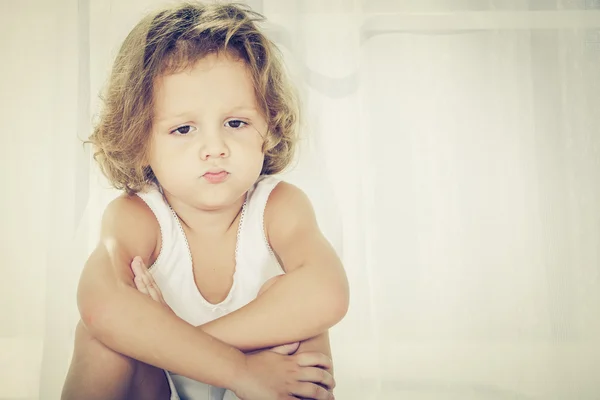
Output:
[77, 195, 245, 388]
[295, 331, 334, 379]
[200, 182, 349, 351]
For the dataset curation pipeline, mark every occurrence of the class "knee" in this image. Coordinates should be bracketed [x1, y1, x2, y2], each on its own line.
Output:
[62, 320, 136, 400]
[71, 319, 136, 372]
[74, 319, 96, 344]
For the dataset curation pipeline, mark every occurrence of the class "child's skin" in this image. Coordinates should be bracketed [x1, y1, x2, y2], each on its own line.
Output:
[132, 259, 334, 376]
[62, 51, 348, 400]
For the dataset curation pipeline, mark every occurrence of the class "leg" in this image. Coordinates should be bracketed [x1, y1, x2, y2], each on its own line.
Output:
[131, 359, 176, 400]
[61, 320, 172, 400]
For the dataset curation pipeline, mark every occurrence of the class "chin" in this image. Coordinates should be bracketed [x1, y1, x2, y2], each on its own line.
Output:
[191, 190, 244, 211]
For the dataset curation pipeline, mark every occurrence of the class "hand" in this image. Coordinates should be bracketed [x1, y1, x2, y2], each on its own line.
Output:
[232, 350, 335, 400]
[266, 342, 333, 400]
[131, 256, 173, 313]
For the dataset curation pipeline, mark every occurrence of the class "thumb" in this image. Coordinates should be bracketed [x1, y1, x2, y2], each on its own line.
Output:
[133, 256, 145, 266]
[131, 256, 146, 275]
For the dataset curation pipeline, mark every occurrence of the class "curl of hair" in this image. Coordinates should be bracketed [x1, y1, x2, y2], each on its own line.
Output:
[88, 1, 300, 194]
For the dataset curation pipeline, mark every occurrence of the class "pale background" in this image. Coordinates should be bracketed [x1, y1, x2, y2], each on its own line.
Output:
[1, 0, 599, 399]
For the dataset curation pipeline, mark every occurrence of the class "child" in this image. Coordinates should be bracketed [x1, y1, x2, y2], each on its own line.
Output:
[61, 2, 349, 400]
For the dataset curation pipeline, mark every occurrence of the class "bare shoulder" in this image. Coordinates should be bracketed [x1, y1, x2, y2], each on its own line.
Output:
[77, 193, 161, 317]
[101, 194, 158, 235]
[264, 181, 318, 236]
[77, 193, 162, 325]
[99, 193, 161, 268]
[264, 180, 345, 285]
[264, 181, 327, 273]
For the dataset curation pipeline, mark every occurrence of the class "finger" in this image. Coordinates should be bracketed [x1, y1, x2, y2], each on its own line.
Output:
[134, 275, 149, 295]
[295, 352, 333, 370]
[290, 382, 334, 400]
[142, 269, 167, 305]
[149, 284, 167, 305]
[131, 257, 144, 276]
[139, 272, 162, 303]
[131, 258, 164, 305]
[145, 280, 161, 302]
[269, 342, 300, 355]
[297, 367, 335, 390]
[132, 257, 151, 287]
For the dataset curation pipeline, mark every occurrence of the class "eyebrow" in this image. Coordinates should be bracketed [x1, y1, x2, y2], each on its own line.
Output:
[227, 105, 259, 114]
[155, 106, 259, 124]
[155, 111, 195, 125]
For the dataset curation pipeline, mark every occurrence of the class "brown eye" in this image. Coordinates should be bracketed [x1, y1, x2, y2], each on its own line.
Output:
[171, 125, 193, 135]
[226, 120, 248, 129]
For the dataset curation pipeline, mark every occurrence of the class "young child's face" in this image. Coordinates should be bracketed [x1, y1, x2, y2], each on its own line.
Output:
[148, 52, 267, 210]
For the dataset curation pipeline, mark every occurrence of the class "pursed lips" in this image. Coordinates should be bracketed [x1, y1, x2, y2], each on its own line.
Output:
[202, 169, 229, 183]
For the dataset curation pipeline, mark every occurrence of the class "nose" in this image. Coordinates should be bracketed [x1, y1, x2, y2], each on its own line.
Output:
[199, 129, 229, 161]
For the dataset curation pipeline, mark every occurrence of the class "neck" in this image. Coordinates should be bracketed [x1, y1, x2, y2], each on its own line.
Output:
[163, 191, 246, 237]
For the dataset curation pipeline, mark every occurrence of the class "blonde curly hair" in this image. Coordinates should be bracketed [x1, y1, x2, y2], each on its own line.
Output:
[89, 1, 300, 194]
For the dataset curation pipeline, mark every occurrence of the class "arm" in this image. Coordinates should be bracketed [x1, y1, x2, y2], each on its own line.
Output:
[252, 277, 335, 377]
[250, 274, 335, 376]
[237, 273, 334, 375]
[200, 182, 349, 351]
[78, 195, 245, 387]
[297, 332, 334, 377]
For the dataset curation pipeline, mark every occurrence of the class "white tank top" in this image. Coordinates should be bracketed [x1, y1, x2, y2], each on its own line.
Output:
[136, 175, 285, 400]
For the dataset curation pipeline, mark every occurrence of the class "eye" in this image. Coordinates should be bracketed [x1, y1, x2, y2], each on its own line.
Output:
[170, 125, 195, 135]
[226, 119, 249, 129]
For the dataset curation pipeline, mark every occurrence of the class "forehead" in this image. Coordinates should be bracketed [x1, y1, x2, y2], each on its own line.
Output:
[153, 52, 259, 121]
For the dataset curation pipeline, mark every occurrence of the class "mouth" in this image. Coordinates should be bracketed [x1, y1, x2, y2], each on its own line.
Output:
[202, 170, 229, 183]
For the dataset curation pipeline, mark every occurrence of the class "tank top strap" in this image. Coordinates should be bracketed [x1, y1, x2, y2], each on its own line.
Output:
[242, 175, 281, 244]
[235, 175, 283, 282]
[135, 183, 181, 272]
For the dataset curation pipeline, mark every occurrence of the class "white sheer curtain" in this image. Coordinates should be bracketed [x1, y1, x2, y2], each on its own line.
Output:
[1, 1, 599, 399]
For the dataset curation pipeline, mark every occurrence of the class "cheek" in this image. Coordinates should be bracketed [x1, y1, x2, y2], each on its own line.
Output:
[150, 134, 188, 160]
[239, 127, 266, 154]
[250, 135, 266, 163]
[237, 140, 264, 168]
[235, 134, 265, 174]
[147, 137, 184, 176]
